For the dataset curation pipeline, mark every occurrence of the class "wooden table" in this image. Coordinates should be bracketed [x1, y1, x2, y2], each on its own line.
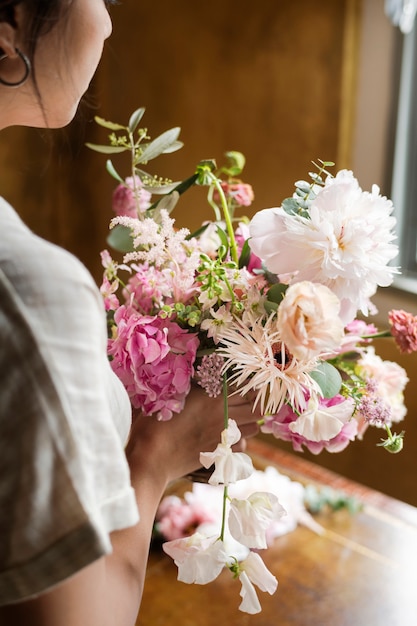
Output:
[137, 438, 417, 626]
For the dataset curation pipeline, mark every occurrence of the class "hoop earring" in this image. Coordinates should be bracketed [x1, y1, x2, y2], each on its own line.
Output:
[0, 48, 31, 87]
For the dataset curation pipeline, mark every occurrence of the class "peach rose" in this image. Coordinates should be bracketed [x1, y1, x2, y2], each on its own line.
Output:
[277, 281, 344, 360]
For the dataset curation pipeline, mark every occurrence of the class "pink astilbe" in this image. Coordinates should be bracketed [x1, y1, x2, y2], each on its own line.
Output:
[388, 309, 417, 354]
[108, 306, 199, 420]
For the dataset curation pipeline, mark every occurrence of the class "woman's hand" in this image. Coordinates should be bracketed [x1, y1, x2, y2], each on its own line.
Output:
[126, 385, 260, 489]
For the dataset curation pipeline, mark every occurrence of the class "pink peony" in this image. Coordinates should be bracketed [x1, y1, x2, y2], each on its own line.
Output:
[112, 175, 152, 217]
[388, 309, 417, 354]
[108, 306, 199, 420]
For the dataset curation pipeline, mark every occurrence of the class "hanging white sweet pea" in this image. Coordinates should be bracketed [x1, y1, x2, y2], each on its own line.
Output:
[162, 532, 228, 585]
[232, 551, 278, 615]
[289, 394, 355, 442]
[199, 419, 254, 486]
[228, 492, 286, 549]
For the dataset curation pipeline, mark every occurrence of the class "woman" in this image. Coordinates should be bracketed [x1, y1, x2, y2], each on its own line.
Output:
[0, 1, 260, 624]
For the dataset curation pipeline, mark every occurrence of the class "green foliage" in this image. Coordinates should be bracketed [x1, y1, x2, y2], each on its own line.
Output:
[217, 151, 246, 177]
[282, 159, 335, 217]
[310, 361, 342, 398]
[107, 225, 135, 253]
[266, 283, 287, 304]
[304, 484, 363, 515]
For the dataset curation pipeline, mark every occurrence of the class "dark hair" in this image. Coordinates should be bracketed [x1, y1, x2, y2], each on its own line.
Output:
[0, 1, 72, 64]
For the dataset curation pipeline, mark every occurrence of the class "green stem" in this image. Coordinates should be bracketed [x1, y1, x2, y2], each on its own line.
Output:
[207, 184, 222, 221]
[220, 485, 229, 542]
[222, 273, 237, 308]
[361, 330, 392, 339]
[223, 372, 229, 431]
[129, 130, 143, 217]
[209, 173, 239, 265]
[219, 373, 229, 542]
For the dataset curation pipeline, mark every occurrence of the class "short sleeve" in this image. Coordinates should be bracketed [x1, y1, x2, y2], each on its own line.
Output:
[0, 215, 139, 605]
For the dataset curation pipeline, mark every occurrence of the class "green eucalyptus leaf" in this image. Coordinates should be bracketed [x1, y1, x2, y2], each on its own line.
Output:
[294, 180, 311, 193]
[282, 197, 302, 215]
[107, 225, 135, 253]
[310, 361, 342, 398]
[106, 160, 124, 184]
[128, 107, 146, 134]
[136, 127, 181, 163]
[94, 116, 127, 131]
[85, 143, 127, 155]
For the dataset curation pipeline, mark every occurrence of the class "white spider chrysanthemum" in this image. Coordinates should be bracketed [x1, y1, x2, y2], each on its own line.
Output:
[217, 315, 321, 416]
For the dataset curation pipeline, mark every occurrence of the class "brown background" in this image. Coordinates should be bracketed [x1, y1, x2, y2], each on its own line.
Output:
[1, 0, 416, 505]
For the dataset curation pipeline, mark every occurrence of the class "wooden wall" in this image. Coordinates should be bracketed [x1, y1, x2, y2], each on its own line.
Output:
[0, 0, 357, 283]
[3, 0, 416, 505]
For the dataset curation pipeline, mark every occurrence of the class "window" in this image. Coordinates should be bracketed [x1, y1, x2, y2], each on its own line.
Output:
[387, 0, 417, 292]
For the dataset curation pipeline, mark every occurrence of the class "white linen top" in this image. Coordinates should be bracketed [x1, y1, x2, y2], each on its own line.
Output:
[0, 198, 139, 605]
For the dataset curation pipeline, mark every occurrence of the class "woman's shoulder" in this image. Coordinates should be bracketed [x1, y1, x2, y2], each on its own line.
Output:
[0, 197, 98, 300]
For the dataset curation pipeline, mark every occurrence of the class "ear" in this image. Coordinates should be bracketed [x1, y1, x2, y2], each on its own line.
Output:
[0, 21, 18, 58]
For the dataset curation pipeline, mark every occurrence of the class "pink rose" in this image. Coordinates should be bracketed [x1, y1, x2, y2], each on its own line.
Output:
[277, 281, 344, 360]
[214, 182, 255, 207]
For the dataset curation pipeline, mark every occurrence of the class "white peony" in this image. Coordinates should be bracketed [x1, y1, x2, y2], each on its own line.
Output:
[249, 170, 398, 323]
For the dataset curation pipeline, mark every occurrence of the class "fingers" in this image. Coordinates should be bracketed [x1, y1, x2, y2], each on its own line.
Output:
[238, 422, 260, 439]
[227, 389, 257, 406]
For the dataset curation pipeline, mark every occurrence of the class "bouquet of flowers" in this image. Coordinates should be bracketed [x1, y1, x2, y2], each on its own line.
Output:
[88, 107, 415, 614]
